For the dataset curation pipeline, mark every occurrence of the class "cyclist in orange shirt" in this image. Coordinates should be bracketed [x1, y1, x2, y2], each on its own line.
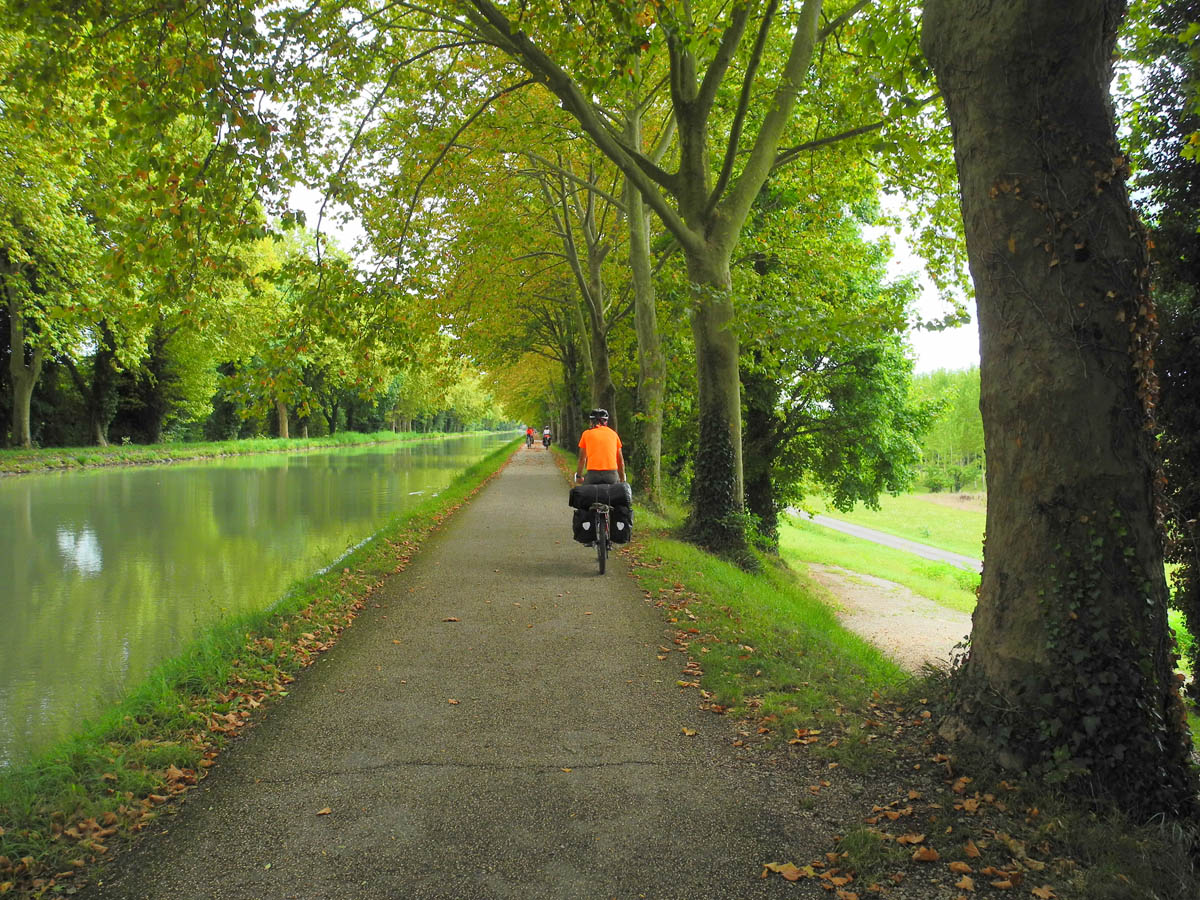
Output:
[574, 408, 626, 485]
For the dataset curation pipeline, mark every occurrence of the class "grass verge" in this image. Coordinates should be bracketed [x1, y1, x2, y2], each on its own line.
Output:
[0, 430, 504, 475]
[780, 513, 980, 614]
[626, 507, 1199, 899]
[0, 440, 518, 897]
[627, 505, 912, 771]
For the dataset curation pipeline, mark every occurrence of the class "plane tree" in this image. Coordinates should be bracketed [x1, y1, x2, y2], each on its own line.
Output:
[923, 0, 1198, 817]
[379, 0, 951, 554]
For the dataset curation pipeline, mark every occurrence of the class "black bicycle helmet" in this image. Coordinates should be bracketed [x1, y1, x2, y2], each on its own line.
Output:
[588, 408, 609, 424]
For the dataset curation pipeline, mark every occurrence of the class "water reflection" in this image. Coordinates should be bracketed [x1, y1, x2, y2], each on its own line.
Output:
[56, 527, 103, 576]
[0, 434, 510, 766]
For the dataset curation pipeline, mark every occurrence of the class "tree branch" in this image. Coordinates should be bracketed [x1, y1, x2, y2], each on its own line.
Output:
[707, 0, 780, 216]
[817, 0, 874, 42]
[770, 92, 942, 172]
[459, 0, 701, 256]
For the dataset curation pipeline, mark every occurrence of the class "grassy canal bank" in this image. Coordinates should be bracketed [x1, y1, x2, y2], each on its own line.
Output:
[0, 430, 506, 475]
[0, 440, 519, 896]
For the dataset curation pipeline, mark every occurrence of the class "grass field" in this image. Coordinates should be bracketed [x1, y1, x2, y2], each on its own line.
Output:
[779, 513, 980, 614]
[812, 492, 986, 559]
[789, 492, 1198, 738]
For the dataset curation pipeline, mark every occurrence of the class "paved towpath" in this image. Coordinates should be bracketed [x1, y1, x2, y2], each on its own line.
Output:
[82, 446, 828, 900]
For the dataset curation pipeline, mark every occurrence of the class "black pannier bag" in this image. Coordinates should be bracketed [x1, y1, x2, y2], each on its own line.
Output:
[609, 505, 633, 543]
[568, 482, 633, 510]
[572, 508, 594, 543]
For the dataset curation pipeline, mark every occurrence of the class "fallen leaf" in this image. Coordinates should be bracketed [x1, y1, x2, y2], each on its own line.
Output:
[897, 834, 925, 845]
[1031, 886, 1056, 899]
[560, 768, 572, 773]
[761, 862, 810, 882]
[955, 875, 975, 891]
[447, 699, 460, 705]
[964, 839, 981, 858]
[912, 846, 940, 862]
[442, 617, 460, 622]
[949, 861, 973, 873]
[991, 880, 1014, 889]
[316, 807, 332, 816]
[681, 727, 697, 736]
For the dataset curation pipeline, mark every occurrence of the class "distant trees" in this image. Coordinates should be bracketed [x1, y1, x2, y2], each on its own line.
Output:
[911, 367, 984, 492]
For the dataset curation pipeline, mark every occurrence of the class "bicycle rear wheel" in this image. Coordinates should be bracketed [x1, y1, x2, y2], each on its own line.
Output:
[595, 511, 608, 574]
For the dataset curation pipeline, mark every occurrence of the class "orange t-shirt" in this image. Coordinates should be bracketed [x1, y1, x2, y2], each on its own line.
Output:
[579, 425, 621, 470]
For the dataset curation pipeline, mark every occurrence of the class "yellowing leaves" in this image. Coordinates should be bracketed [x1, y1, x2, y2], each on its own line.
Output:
[911, 846, 940, 862]
[760, 861, 813, 881]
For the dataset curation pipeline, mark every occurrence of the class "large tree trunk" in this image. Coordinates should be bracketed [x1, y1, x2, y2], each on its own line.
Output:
[741, 358, 780, 550]
[585, 296, 616, 427]
[10, 347, 41, 449]
[683, 248, 744, 552]
[276, 398, 290, 439]
[6, 283, 43, 449]
[623, 114, 665, 507]
[924, 0, 1197, 817]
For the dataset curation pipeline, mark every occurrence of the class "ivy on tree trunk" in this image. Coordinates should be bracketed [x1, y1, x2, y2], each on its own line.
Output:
[924, 0, 1198, 817]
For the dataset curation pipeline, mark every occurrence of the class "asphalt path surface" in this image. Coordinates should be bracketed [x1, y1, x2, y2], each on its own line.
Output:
[799, 513, 982, 573]
[82, 447, 826, 900]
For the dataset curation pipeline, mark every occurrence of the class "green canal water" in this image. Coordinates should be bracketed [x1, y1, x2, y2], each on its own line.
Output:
[0, 433, 512, 766]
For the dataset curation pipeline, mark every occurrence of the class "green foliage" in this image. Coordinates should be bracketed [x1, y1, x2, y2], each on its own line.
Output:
[911, 367, 984, 489]
[0, 430, 474, 475]
[1121, 0, 1200, 701]
[736, 173, 936, 545]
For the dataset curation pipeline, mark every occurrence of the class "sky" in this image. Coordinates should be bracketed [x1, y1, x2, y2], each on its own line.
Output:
[892, 251, 980, 375]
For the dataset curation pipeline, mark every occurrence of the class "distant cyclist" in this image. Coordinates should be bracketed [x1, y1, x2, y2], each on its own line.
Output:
[574, 409, 625, 485]
[526, 425, 535, 448]
[542, 425, 551, 447]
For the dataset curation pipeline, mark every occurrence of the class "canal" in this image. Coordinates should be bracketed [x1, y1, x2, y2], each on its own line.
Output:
[0, 433, 513, 766]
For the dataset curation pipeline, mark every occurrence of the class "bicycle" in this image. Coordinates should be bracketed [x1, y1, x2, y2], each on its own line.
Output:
[589, 502, 611, 574]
